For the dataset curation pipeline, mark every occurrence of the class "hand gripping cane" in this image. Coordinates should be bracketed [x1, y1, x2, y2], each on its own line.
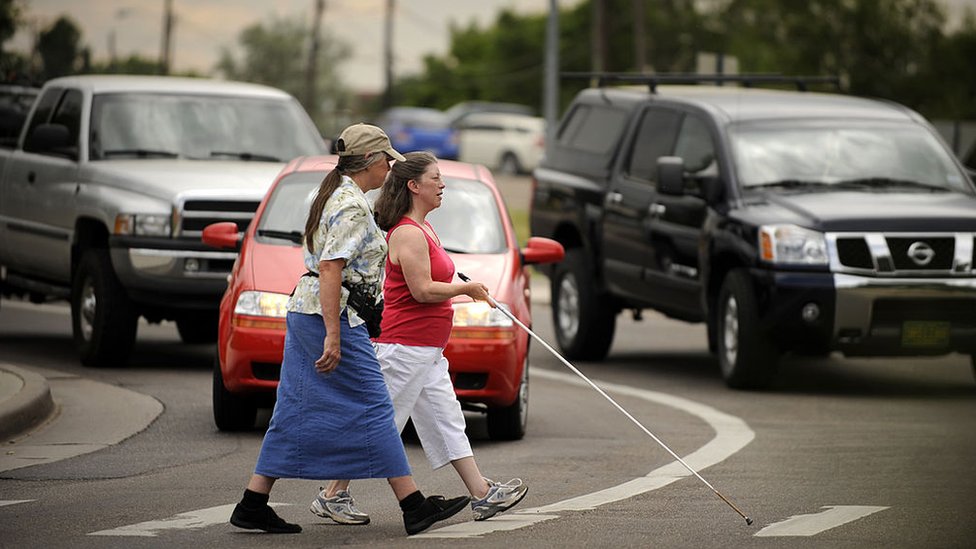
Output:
[458, 273, 753, 526]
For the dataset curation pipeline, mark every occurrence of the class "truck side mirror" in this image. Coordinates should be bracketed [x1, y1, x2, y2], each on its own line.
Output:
[24, 123, 76, 159]
[657, 156, 684, 196]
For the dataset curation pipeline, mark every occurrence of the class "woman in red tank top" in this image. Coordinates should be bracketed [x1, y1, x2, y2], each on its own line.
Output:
[316, 152, 528, 524]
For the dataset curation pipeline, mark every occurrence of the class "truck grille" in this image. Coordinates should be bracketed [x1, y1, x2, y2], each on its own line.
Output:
[829, 233, 975, 277]
[177, 199, 260, 239]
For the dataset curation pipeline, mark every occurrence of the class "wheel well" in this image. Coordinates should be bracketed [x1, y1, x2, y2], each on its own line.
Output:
[552, 223, 583, 251]
[72, 218, 109, 272]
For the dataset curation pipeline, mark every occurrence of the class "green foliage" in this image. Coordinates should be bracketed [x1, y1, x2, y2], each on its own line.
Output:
[88, 54, 163, 75]
[37, 16, 82, 80]
[0, 0, 22, 46]
[216, 15, 352, 136]
[393, 0, 975, 121]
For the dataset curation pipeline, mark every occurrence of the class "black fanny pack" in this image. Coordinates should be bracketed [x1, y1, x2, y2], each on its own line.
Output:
[303, 271, 384, 338]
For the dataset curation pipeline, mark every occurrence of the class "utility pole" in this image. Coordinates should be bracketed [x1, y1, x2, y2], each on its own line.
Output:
[591, 0, 607, 84]
[543, 0, 559, 144]
[160, 0, 174, 74]
[633, 0, 646, 72]
[306, 0, 325, 116]
[383, 0, 395, 108]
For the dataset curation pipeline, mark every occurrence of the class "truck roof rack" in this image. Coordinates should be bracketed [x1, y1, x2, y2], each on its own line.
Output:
[562, 72, 842, 93]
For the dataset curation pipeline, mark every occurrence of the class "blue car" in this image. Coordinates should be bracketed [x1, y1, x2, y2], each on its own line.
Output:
[375, 106, 459, 160]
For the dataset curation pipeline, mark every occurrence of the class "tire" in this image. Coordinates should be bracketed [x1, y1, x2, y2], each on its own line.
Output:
[487, 357, 529, 441]
[71, 248, 138, 367]
[212, 352, 258, 431]
[498, 152, 521, 175]
[176, 312, 219, 344]
[716, 269, 779, 389]
[551, 249, 615, 360]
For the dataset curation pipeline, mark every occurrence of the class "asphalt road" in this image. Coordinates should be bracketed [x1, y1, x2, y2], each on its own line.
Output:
[1, 287, 974, 548]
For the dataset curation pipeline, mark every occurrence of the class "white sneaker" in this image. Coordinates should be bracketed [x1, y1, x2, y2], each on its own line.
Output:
[471, 478, 528, 521]
[309, 488, 370, 525]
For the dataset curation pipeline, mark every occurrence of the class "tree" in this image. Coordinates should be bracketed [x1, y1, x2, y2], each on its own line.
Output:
[0, 0, 22, 48]
[215, 15, 351, 136]
[37, 15, 82, 80]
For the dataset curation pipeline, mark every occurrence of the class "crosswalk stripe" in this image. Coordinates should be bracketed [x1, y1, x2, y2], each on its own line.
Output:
[0, 500, 35, 507]
[415, 368, 755, 538]
[87, 503, 288, 537]
[755, 505, 889, 537]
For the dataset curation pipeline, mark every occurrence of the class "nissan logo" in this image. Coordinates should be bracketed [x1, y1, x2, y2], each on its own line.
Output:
[907, 241, 935, 266]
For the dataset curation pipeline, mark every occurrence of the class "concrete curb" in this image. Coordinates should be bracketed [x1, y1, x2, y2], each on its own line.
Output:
[0, 363, 56, 442]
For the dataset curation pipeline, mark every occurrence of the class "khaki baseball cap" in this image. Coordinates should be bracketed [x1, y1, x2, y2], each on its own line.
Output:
[334, 123, 405, 161]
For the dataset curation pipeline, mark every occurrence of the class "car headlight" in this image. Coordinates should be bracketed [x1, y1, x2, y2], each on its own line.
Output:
[114, 213, 171, 237]
[759, 224, 828, 265]
[453, 301, 513, 327]
[234, 291, 290, 318]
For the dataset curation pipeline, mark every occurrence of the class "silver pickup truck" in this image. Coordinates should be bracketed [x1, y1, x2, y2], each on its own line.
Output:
[0, 75, 327, 366]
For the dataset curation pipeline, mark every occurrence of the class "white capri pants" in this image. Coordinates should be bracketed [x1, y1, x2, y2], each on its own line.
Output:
[374, 342, 473, 470]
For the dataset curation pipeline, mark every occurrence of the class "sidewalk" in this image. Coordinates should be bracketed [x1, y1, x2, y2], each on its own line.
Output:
[0, 363, 55, 442]
[0, 362, 162, 473]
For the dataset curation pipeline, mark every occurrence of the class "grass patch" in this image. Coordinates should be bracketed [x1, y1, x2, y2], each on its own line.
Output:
[509, 207, 529, 246]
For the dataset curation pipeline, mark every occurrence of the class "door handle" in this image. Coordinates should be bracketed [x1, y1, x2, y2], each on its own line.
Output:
[606, 192, 623, 205]
[648, 203, 666, 217]
[27, 171, 36, 184]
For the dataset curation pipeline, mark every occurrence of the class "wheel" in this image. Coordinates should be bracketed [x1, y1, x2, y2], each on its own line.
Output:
[212, 352, 258, 431]
[176, 312, 219, 344]
[498, 152, 521, 175]
[71, 248, 137, 367]
[487, 357, 529, 441]
[551, 249, 615, 360]
[716, 269, 779, 389]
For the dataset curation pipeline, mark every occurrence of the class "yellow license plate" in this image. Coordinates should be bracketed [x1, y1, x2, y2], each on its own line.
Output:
[901, 321, 950, 348]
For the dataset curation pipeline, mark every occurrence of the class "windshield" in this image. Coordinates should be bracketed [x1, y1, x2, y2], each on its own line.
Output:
[89, 92, 326, 161]
[729, 120, 971, 194]
[258, 173, 507, 254]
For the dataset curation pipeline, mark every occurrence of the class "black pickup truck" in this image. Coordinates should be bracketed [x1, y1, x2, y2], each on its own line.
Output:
[530, 75, 976, 388]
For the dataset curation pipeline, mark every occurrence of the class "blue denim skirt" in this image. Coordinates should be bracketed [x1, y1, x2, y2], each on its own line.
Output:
[254, 311, 411, 480]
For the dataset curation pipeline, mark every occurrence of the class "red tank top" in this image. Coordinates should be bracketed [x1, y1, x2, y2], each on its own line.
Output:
[375, 217, 455, 347]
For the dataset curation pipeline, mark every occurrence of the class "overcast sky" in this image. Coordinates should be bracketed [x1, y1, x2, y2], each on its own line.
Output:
[10, 0, 556, 92]
[9, 0, 972, 93]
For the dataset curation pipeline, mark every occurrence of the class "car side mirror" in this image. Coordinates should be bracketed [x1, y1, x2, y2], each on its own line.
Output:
[202, 222, 242, 250]
[657, 156, 684, 196]
[521, 236, 564, 266]
[24, 123, 76, 160]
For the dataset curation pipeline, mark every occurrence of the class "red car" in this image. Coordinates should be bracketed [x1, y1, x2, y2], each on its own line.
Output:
[203, 155, 563, 440]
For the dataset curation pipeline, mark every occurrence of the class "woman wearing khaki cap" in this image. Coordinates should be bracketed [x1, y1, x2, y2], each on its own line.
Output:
[230, 123, 469, 536]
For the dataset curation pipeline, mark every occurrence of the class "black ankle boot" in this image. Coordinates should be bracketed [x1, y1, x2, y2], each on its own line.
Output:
[402, 494, 470, 535]
[230, 502, 302, 534]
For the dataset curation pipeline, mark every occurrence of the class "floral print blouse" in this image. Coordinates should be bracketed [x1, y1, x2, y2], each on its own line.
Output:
[287, 175, 387, 328]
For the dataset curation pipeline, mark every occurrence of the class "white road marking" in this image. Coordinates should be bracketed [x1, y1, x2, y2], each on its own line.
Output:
[417, 368, 755, 538]
[88, 503, 288, 537]
[0, 500, 35, 507]
[754, 506, 889, 537]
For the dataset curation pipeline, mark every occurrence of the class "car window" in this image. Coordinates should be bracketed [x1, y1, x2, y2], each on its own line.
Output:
[624, 108, 681, 182]
[673, 115, 716, 174]
[256, 172, 326, 244]
[258, 172, 507, 254]
[428, 177, 506, 254]
[730, 120, 971, 193]
[50, 89, 83, 147]
[89, 93, 325, 161]
[557, 104, 629, 154]
[24, 87, 63, 139]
